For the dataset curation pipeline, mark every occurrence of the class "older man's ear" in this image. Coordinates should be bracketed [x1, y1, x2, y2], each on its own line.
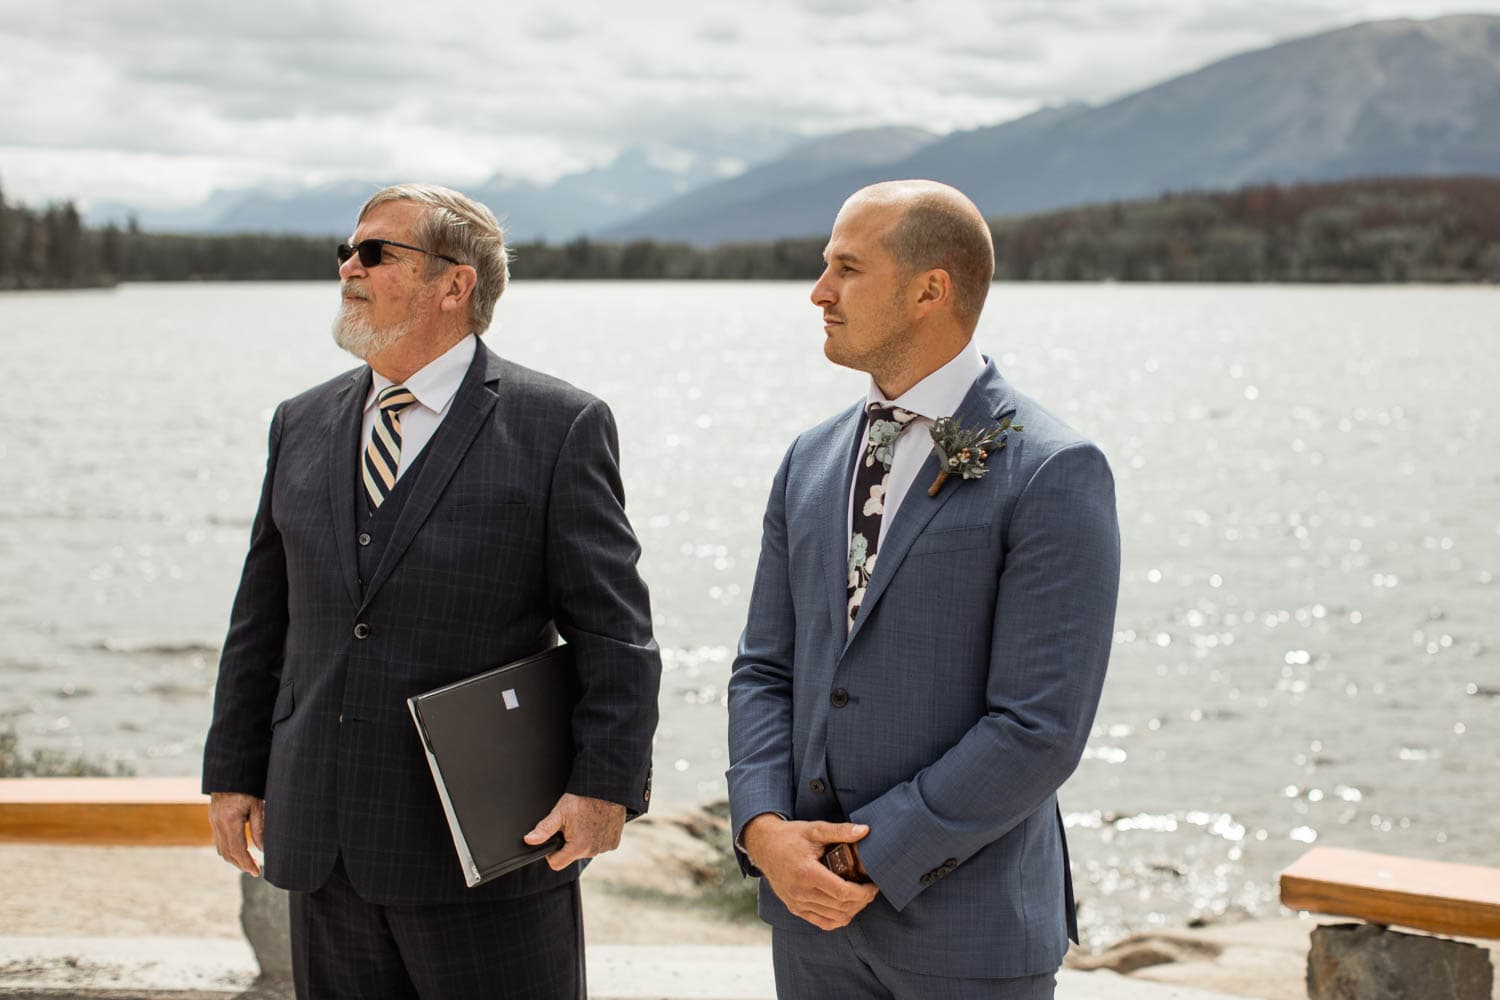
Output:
[439, 265, 478, 318]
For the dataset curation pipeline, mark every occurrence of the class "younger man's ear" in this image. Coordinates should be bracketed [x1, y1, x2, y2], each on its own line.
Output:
[914, 268, 951, 312]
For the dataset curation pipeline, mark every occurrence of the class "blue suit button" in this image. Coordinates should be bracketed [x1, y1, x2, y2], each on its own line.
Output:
[358, 532, 372, 546]
[808, 778, 826, 794]
[829, 688, 849, 708]
[353, 623, 370, 639]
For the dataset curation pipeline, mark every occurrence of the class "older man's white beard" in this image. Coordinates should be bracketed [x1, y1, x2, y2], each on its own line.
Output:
[332, 301, 413, 360]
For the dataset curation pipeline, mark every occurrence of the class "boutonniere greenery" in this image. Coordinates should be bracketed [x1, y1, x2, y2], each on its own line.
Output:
[927, 415, 1022, 496]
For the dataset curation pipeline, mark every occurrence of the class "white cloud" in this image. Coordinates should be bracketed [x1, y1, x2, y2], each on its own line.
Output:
[1, 0, 1496, 209]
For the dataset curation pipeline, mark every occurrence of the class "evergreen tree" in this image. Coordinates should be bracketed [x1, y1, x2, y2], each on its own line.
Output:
[0, 179, 10, 287]
[100, 223, 122, 279]
[18, 212, 44, 286]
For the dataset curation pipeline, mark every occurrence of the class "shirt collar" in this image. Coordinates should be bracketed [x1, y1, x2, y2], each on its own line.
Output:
[865, 340, 986, 420]
[365, 335, 477, 416]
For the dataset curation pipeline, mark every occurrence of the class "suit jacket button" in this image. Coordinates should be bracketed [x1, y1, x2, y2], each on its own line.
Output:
[808, 778, 826, 793]
[943, 858, 958, 870]
[353, 623, 370, 639]
[829, 688, 849, 708]
[358, 532, 372, 546]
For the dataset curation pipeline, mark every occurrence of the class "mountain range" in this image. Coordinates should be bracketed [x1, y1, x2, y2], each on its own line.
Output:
[86, 145, 749, 242]
[85, 14, 1500, 244]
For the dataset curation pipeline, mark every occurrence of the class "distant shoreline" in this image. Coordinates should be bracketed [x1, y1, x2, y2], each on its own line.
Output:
[4, 176, 1498, 288]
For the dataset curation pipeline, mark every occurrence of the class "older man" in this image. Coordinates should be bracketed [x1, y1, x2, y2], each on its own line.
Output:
[727, 180, 1121, 999]
[203, 184, 660, 999]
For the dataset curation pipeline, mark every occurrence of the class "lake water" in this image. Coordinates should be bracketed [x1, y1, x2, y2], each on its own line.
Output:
[2, 280, 1496, 947]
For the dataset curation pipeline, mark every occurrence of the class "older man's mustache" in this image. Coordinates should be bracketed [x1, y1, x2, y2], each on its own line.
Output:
[340, 281, 370, 300]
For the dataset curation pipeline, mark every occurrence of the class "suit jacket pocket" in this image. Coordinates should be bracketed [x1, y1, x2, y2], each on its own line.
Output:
[270, 681, 295, 728]
[907, 523, 992, 556]
[446, 488, 533, 510]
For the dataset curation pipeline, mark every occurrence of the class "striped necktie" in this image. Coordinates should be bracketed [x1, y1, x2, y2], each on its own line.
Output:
[363, 385, 419, 510]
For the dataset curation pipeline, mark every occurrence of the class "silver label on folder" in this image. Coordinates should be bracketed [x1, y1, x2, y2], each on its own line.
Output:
[502, 688, 519, 710]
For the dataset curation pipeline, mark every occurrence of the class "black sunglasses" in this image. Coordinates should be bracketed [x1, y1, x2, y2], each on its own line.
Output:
[336, 238, 461, 268]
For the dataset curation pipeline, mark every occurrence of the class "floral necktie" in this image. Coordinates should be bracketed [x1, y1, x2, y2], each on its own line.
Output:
[847, 403, 918, 630]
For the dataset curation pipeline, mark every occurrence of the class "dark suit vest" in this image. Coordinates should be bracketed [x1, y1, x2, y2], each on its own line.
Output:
[356, 445, 432, 598]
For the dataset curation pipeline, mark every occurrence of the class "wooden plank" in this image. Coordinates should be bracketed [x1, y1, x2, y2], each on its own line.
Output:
[0, 778, 204, 804]
[1281, 846, 1500, 940]
[0, 778, 212, 846]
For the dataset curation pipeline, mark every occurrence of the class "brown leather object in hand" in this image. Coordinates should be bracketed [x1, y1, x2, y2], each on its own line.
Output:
[821, 842, 871, 883]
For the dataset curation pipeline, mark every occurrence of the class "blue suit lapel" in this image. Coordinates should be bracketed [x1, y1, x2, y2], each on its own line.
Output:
[327, 367, 371, 608]
[358, 344, 501, 610]
[845, 361, 1017, 648]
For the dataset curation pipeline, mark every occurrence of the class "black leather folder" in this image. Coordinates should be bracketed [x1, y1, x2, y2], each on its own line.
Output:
[407, 644, 577, 887]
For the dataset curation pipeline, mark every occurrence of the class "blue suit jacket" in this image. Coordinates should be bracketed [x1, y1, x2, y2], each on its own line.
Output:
[727, 360, 1120, 979]
[203, 343, 660, 905]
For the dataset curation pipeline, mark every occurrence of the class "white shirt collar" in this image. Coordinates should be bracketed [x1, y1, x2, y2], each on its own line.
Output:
[365, 335, 477, 416]
[865, 340, 986, 420]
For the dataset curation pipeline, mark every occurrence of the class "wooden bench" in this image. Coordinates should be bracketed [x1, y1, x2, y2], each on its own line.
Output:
[1281, 845, 1500, 939]
[0, 777, 211, 846]
[1282, 847, 1500, 997]
[0, 776, 291, 982]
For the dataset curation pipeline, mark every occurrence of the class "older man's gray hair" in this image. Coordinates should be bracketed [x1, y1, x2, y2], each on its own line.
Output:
[359, 183, 511, 335]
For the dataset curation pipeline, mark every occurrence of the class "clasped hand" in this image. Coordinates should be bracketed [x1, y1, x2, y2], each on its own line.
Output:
[742, 815, 879, 931]
[523, 792, 627, 870]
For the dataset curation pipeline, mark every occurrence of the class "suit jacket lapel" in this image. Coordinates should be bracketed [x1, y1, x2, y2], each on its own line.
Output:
[359, 343, 501, 610]
[327, 367, 370, 608]
[845, 362, 1016, 648]
[813, 403, 867, 643]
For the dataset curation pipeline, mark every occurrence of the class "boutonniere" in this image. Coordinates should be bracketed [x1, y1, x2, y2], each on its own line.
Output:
[927, 415, 1022, 496]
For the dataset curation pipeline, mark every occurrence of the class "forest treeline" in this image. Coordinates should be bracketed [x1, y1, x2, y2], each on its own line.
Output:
[3, 176, 1498, 289]
[991, 176, 1500, 282]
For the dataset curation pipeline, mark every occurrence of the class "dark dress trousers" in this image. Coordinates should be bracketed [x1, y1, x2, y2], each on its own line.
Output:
[202, 342, 661, 911]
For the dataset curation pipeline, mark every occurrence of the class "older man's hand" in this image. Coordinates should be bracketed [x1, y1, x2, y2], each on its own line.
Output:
[742, 814, 879, 931]
[209, 792, 265, 877]
[523, 793, 627, 870]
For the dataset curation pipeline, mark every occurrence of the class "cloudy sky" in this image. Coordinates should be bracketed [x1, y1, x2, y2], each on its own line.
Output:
[2, 0, 1496, 210]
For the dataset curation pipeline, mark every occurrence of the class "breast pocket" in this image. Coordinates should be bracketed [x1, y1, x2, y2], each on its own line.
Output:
[445, 487, 533, 514]
[907, 523, 993, 557]
[436, 496, 540, 557]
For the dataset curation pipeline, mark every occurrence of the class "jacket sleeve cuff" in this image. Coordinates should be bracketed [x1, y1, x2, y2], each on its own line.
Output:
[850, 785, 967, 912]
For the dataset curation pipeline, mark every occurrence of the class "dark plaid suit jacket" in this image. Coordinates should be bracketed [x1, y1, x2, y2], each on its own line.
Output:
[202, 342, 661, 905]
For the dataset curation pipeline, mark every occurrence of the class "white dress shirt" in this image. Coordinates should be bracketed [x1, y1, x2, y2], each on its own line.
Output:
[848, 341, 987, 547]
[360, 334, 476, 480]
